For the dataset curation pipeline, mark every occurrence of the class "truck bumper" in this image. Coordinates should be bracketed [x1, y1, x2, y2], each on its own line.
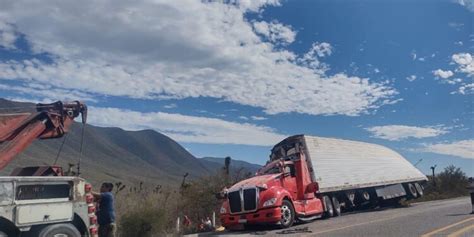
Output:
[221, 207, 282, 227]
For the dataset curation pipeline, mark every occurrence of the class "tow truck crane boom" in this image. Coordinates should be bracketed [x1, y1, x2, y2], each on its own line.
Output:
[0, 101, 87, 170]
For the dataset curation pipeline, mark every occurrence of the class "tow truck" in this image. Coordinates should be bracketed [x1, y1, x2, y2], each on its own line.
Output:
[0, 101, 98, 237]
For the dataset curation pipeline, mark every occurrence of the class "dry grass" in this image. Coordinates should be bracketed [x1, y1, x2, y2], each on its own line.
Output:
[112, 165, 252, 236]
[114, 186, 180, 236]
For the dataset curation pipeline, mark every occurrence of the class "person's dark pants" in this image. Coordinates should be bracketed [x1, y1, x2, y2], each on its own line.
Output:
[471, 192, 474, 213]
[99, 223, 116, 237]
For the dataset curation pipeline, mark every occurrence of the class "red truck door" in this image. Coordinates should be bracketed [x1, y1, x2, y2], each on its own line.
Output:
[281, 163, 298, 200]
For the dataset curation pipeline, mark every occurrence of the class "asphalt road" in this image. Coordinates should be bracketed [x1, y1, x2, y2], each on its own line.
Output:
[192, 197, 474, 237]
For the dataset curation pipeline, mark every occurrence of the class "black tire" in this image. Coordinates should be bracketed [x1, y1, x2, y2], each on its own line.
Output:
[35, 223, 81, 237]
[0, 220, 18, 237]
[407, 183, 418, 199]
[415, 183, 424, 196]
[361, 191, 371, 202]
[279, 199, 295, 228]
[323, 196, 334, 218]
[332, 196, 341, 216]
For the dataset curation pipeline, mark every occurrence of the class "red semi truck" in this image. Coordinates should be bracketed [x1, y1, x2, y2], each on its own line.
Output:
[219, 135, 427, 229]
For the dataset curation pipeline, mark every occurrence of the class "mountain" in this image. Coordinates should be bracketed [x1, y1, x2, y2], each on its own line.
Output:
[199, 157, 261, 174]
[0, 99, 258, 188]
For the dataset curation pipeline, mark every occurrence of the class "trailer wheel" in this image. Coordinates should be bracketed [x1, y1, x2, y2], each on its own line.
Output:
[332, 196, 341, 216]
[361, 191, 371, 202]
[323, 196, 334, 218]
[279, 199, 295, 228]
[33, 223, 81, 237]
[414, 183, 424, 196]
[407, 183, 418, 199]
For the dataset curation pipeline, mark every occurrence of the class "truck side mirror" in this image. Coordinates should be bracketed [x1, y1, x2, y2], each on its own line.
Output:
[305, 182, 319, 193]
[215, 192, 227, 200]
[215, 188, 228, 200]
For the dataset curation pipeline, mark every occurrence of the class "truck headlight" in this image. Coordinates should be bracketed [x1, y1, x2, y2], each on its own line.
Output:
[262, 197, 277, 207]
[220, 206, 227, 214]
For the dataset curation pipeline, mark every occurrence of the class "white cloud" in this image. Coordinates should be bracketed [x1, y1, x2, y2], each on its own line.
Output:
[366, 125, 449, 141]
[433, 69, 454, 79]
[238, 116, 249, 120]
[448, 22, 464, 30]
[457, 83, 474, 94]
[406, 75, 417, 82]
[251, 116, 267, 120]
[253, 21, 296, 45]
[297, 42, 333, 75]
[454, 41, 463, 46]
[163, 103, 177, 109]
[452, 53, 474, 76]
[88, 106, 286, 146]
[0, 0, 397, 116]
[419, 140, 474, 159]
[0, 83, 97, 102]
[454, 0, 474, 12]
[0, 20, 17, 49]
[445, 78, 463, 85]
[411, 51, 417, 60]
[310, 42, 333, 57]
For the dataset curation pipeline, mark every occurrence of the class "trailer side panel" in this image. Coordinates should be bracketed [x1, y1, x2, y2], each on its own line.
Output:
[303, 136, 427, 193]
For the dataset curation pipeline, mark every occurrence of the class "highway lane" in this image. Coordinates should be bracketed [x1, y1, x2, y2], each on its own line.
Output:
[194, 197, 474, 237]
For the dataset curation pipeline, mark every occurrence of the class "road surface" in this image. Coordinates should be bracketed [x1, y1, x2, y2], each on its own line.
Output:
[191, 197, 474, 237]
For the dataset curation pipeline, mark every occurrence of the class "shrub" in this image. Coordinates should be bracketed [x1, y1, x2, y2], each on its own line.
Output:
[115, 189, 178, 236]
[415, 165, 469, 202]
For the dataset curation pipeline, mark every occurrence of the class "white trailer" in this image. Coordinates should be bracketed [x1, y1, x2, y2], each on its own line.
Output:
[271, 135, 427, 207]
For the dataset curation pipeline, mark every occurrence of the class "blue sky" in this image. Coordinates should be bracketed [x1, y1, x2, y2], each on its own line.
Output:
[0, 0, 472, 176]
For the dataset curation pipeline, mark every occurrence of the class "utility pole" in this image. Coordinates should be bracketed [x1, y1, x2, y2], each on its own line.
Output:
[430, 165, 437, 186]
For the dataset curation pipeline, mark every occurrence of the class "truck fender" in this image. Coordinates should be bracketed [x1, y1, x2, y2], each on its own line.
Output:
[272, 187, 294, 206]
[259, 186, 294, 208]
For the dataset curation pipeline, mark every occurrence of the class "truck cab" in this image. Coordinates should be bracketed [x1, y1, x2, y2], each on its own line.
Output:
[219, 150, 324, 229]
[0, 176, 97, 237]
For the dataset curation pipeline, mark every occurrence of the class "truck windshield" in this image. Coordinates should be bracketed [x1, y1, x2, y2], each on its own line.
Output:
[257, 161, 281, 175]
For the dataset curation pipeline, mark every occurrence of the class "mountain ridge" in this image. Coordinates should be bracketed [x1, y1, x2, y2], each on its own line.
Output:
[0, 99, 261, 187]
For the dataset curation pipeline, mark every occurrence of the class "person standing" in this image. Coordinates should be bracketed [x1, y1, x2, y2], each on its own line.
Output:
[93, 182, 116, 237]
[468, 178, 474, 214]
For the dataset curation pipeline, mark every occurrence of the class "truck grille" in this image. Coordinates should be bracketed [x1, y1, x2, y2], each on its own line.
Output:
[228, 191, 242, 213]
[243, 189, 257, 210]
[227, 187, 258, 214]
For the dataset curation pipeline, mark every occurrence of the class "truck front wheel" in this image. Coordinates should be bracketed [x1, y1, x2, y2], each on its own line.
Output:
[279, 200, 295, 228]
[32, 223, 81, 237]
[332, 196, 341, 216]
[323, 196, 334, 218]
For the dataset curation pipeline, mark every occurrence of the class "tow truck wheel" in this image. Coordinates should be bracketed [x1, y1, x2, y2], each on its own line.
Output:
[33, 223, 81, 237]
[323, 196, 334, 218]
[332, 196, 341, 216]
[0, 231, 8, 237]
[279, 199, 295, 228]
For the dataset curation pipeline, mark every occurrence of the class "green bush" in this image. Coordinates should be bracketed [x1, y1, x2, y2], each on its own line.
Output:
[415, 165, 469, 202]
[115, 189, 178, 236]
[120, 205, 167, 237]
